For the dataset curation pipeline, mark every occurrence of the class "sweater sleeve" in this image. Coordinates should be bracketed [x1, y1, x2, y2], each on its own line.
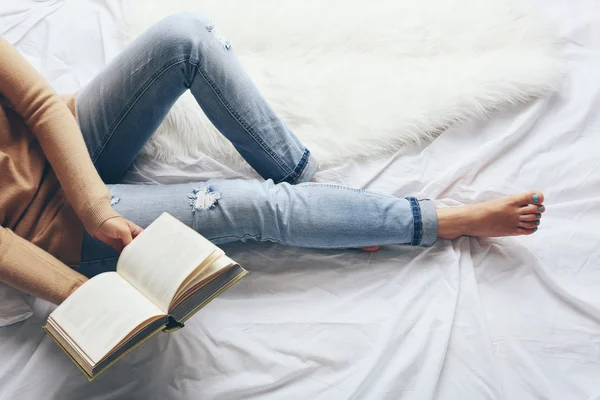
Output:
[0, 36, 118, 234]
[0, 228, 87, 305]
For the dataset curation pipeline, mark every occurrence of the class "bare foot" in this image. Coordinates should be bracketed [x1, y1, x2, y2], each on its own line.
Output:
[437, 190, 545, 239]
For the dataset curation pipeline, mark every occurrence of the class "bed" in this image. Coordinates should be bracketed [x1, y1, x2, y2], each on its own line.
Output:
[1, 0, 600, 399]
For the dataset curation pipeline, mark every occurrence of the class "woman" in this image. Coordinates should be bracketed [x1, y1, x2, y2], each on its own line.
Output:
[0, 13, 544, 305]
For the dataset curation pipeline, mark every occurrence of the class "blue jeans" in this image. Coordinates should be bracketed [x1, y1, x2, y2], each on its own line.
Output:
[76, 13, 438, 277]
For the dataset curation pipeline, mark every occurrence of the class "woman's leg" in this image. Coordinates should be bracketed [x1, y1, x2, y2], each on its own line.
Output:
[77, 180, 438, 276]
[78, 180, 545, 278]
[77, 12, 316, 184]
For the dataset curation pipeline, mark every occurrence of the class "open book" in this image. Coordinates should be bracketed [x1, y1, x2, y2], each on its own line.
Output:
[44, 213, 247, 381]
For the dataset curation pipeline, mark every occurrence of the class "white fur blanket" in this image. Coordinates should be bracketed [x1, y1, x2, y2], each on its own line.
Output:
[129, 0, 563, 169]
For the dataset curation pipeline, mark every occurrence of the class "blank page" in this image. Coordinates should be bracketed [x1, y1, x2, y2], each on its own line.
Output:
[49, 272, 163, 365]
[117, 213, 222, 313]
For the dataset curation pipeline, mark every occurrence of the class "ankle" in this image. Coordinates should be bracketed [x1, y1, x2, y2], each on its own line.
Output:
[436, 207, 473, 240]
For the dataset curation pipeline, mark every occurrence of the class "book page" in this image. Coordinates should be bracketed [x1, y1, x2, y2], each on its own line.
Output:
[117, 213, 222, 313]
[49, 272, 164, 365]
[174, 255, 236, 303]
[170, 265, 247, 323]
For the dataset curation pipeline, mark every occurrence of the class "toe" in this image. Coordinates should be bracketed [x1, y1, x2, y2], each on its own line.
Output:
[520, 214, 539, 222]
[520, 204, 545, 215]
[360, 246, 381, 252]
[519, 221, 539, 229]
[529, 191, 544, 204]
[517, 227, 537, 236]
[513, 190, 544, 206]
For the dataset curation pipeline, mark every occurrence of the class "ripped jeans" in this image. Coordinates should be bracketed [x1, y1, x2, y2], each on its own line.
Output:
[75, 13, 438, 277]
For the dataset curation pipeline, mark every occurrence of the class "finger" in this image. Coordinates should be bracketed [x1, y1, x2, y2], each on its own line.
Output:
[106, 237, 125, 252]
[119, 226, 133, 246]
[127, 220, 144, 238]
[92, 231, 124, 252]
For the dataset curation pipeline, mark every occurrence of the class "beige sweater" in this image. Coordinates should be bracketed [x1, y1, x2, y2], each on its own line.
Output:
[0, 36, 119, 304]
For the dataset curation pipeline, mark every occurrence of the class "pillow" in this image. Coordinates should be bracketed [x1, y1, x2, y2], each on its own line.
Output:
[0, 283, 33, 327]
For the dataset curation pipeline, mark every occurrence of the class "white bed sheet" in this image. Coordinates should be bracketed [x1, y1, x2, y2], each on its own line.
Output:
[1, 0, 600, 399]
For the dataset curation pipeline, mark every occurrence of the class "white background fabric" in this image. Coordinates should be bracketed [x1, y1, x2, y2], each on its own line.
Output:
[1, 0, 600, 399]
[0, 284, 32, 327]
[132, 0, 563, 170]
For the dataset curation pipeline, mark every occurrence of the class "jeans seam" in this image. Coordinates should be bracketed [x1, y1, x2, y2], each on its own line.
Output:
[90, 55, 190, 162]
[297, 183, 396, 198]
[189, 58, 293, 176]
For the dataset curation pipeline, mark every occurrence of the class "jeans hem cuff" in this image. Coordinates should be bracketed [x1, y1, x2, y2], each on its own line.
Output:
[289, 149, 318, 184]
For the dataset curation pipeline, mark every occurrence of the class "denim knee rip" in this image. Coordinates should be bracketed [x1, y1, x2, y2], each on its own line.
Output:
[188, 187, 222, 213]
[206, 22, 232, 50]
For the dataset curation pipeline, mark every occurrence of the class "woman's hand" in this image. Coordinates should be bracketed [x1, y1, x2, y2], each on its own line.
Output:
[93, 217, 143, 252]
